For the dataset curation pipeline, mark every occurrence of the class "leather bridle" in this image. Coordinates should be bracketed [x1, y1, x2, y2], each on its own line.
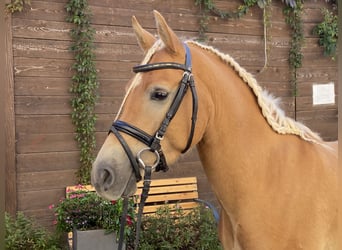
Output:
[109, 43, 198, 181]
[109, 43, 198, 249]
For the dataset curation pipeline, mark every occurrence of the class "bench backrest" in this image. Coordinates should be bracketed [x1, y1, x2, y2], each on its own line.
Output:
[66, 177, 199, 215]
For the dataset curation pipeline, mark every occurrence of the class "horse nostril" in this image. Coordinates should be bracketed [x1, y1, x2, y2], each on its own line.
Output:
[100, 168, 114, 192]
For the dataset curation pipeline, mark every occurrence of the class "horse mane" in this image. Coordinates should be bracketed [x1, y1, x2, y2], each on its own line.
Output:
[187, 40, 323, 144]
[119, 39, 322, 144]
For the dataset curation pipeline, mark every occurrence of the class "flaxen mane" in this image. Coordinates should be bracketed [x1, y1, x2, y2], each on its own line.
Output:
[188, 40, 323, 144]
[119, 39, 322, 144]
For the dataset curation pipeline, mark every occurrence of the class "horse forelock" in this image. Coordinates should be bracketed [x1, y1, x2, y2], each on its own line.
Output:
[187, 40, 323, 144]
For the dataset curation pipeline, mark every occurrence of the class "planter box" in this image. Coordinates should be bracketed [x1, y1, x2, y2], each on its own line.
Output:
[72, 229, 124, 250]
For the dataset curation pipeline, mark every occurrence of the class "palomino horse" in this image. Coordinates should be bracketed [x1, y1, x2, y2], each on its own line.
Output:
[91, 11, 337, 249]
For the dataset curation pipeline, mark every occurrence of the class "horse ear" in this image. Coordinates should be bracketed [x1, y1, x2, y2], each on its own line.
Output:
[153, 10, 183, 54]
[132, 16, 156, 53]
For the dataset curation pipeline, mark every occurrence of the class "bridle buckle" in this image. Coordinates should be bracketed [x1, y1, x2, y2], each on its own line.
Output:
[155, 132, 164, 141]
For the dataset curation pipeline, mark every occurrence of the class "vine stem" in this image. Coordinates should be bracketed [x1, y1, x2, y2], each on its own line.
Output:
[259, 6, 269, 73]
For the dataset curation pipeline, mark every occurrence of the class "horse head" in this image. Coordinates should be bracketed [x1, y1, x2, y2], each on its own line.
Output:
[91, 11, 208, 200]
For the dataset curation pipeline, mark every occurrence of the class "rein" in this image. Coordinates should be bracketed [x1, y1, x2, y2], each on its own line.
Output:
[109, 43, 198, 249]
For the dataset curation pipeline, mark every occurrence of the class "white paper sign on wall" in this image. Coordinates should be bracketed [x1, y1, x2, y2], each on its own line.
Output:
[312, 82, 335, 105]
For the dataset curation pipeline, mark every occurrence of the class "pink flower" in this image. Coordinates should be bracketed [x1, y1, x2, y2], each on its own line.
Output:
[77, 193, 85, 198]
[52, 220, 57, 225]
[76, 184, 84, 190]
[48, 204, 54, 210]
[66, 188, 71, 193]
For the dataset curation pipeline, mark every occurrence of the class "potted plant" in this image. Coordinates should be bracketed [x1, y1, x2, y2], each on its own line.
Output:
[50, 184, 135, 250]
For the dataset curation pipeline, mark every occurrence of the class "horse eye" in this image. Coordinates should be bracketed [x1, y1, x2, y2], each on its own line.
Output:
[151, 89, 169, 101]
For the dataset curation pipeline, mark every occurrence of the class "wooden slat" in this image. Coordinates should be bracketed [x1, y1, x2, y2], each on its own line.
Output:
[141, 202, 199, 214]
[138, 192, 199, 204]
[135, 184, 198, 195]
[137, 177, 197, 187]
[3, 6, 17, 215]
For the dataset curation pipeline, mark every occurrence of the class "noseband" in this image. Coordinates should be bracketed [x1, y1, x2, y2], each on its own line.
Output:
[109, 43, 198, 181]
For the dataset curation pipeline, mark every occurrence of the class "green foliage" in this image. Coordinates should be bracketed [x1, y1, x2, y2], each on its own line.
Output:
[51, 185, 135, 240]
[5, 212, 61, 250]
[283, 0, 304, 97]
[5, 0, 31, 13]
[66, 0, 99, 184]
[127, 205, 222, 250]
[194, 0, 305, 96]
[313, 8, 338, 60]
[194, 0, 260, 40]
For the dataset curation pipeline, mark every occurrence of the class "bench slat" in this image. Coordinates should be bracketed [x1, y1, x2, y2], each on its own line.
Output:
[141, 201, 199, 214]
[135, 184, 198, 195]
[137, 177, 197, 188]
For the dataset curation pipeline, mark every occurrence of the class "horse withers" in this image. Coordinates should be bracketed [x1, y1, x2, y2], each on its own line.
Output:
[91, 11, 338, 250]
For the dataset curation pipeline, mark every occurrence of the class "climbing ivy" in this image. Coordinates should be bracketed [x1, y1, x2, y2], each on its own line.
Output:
[195, 0, 260, 40]
[5, 0, 30, 13]
[66, 0, 99, 184]
[283, 0, 304, 97]
[313, 8, 338, 60]
[194, 0, 304, 97]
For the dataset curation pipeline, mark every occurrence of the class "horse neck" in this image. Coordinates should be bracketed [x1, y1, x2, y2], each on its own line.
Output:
[192, 44, 278, 212]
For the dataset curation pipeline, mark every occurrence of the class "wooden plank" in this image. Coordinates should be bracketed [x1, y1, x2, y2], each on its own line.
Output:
[17, 170, 77, 192]
[18, 189, 66, 211]
[16, 114, 114, 134]
[16, 115, 74, 133]
[135, 184, 198, 195]
[14, 1, 67, 22]
[15, 96, 123, 115]
[13, 38, 145, 62]
[15, 96, 72, 115]
[296, 96, 337, 111]
[142, 202, 199, 214]
[138, 192, 199, 204]
[13, 38, 72, 59]
[15, 77, 72, 96]
[137, 177, 197, 187]
[17, 151, 80, 173]
[296, 68, 338, 84]
[15, 77, 127, 97]
[13, 57, 135, 79]
[12, 18, 72, 40]
[16, 133, 78, 153]
[2, 9, 17, 215]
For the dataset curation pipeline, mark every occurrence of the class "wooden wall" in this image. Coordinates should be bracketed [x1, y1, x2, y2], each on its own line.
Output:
[7, 0, 337, 229]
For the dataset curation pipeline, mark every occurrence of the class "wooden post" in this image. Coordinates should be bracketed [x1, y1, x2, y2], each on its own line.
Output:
[0, 4, 17, 216]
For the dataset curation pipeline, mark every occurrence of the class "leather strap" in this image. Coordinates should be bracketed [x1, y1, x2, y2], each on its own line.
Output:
[109, 125, 142, 181]
[134, 166, 152, 250]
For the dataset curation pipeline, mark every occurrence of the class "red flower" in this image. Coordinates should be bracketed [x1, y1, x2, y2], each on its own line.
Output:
[111, 200, 116, 205]
[126, 215, 133, 226]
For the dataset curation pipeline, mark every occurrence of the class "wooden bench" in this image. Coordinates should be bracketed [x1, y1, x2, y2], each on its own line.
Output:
[66, 177, 207, 215]
[66, 177, 218, 248]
